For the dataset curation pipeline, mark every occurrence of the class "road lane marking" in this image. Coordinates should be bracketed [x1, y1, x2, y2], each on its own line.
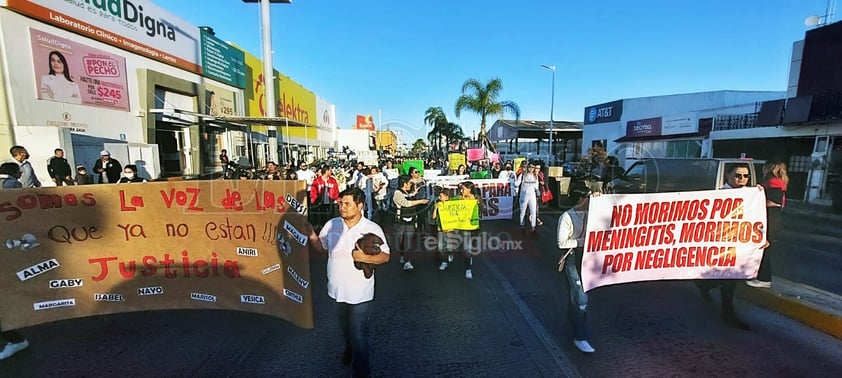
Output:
[484, 259, 581, 378]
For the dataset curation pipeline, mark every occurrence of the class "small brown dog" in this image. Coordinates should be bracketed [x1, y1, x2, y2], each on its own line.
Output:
[354, 233, 385, 279]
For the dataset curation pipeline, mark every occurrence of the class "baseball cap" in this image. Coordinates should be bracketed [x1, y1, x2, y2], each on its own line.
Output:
[100, 150, 110, 156]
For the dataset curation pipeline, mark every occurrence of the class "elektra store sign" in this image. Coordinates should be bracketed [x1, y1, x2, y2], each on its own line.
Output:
[5, 0, 202, 73]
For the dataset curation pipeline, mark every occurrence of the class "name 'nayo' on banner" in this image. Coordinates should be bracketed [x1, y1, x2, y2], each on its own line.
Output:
[0, 181, 315, 331]
[581, 188, 767, 292]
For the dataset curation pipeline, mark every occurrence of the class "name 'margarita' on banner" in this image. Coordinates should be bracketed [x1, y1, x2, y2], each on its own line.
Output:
[582, 187, 767, 291]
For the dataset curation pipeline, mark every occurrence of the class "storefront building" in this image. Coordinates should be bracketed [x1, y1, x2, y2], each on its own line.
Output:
[712, 21, 842, 205]
[583, 92, 786, 169]
[0, 0, 335, 182]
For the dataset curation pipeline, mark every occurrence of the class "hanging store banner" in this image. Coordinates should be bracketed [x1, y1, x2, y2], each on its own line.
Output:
[6, 0, 202, 73]
[204, 83, 238, 117]
[0, 180, 314, 331]
[200, 28, 246, 89]
[31, 28, 130, 110]
[661, 113, 698, 136]
[582, 188, 766, 292]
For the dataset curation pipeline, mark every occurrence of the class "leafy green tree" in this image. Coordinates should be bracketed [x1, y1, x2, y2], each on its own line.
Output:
[411, 138, 428, 155]
[454, 77, 520, 152]
[443, 122, 465, 150]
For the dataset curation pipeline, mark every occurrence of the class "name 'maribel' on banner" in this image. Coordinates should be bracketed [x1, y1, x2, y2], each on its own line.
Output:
[582, 188, 767, 291]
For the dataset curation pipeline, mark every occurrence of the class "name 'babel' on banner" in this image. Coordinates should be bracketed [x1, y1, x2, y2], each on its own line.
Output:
[0, 180, 313, 330]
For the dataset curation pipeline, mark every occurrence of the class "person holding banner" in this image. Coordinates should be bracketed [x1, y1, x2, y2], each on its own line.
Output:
[747, 160, 788, 288]
[556, 181, 596, 353]
[431, 187, 457, 271]
[516, 163, 541, 234]
[393, 174, 430, 271]
[305, 187, 390, 377]
[456, 165, 467, 176]
[459, 181, 483, 279]
[310, 166, 339, 228]
[695, 163, 753, 330]
[371, 166, 388, 218]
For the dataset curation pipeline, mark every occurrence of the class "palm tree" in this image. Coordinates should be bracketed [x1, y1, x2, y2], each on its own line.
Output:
[442, 122, 464, 151]
[424, 106, 448, 156]
[454, 77, 520, 152]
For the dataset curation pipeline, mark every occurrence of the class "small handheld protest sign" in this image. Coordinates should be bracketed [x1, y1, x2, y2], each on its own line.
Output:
[403, 160, 423, 176]
[449, 153, 466, 170]
[438, 199, 480, 231]
[467, 148, 484, 162]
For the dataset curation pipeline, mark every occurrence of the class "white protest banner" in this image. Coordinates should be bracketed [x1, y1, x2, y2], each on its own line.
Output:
[425, 177, 513, 220]
[582, 188, 766, 291]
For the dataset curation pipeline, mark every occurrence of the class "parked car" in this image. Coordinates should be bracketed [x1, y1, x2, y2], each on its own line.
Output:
[604, 158, 760, 194]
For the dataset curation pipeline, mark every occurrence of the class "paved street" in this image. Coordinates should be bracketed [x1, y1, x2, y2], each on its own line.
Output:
[3, 214, 842, 377]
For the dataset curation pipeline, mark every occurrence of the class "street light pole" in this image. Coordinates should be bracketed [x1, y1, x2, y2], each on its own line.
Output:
[541, 64, 555, 165]
[243, 0, 291, 164]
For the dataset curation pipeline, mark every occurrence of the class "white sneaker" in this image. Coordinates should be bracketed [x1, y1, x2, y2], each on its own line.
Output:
[465, 269, 473, 279]
[403, 261, 414, 271]
[399, 256, 405, 264]
[439, 262, 448, 271]
[746, 279, 771, 288]
[573, 339, 595, 353]
[447, 254, 454, 263]
[0, 339, 29, 360]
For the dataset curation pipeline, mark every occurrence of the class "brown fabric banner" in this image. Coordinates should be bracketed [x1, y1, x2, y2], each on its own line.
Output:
[0, 180, 313, 330]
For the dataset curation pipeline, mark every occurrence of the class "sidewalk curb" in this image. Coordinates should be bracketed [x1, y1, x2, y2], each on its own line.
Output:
[737, 282, 842, 340]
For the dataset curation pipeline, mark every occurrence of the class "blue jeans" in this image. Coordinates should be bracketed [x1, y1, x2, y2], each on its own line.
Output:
[563, 257, 591, 341]
[338, 301, 371, 377]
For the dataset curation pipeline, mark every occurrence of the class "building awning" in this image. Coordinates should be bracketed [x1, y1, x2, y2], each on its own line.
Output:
[149, 109, 331, 131]
[217, 116, 333, 132]
[614, 131, 707, 143]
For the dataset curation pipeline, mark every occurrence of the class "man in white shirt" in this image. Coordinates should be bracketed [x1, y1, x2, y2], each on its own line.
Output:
[307, 187, 390, 377]
[371, 166, 389, 215]
[351, 161, 365, 188]
[296, 162, 317, 195]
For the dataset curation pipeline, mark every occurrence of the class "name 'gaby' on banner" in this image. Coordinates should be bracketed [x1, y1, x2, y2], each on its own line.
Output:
[582, 188, 767, 292]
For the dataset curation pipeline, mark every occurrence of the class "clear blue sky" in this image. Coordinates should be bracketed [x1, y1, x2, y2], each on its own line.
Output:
[155, 0, 830, 144]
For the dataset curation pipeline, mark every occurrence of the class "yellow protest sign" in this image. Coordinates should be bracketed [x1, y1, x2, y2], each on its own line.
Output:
[0, 180, 313, 331]
[438, 199, 480, 231]
[449, 153, 466, 170]
[513, 157, 526, 172]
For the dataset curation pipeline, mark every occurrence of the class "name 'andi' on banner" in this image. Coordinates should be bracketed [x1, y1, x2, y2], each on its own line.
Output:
[582, 188, 767, 291]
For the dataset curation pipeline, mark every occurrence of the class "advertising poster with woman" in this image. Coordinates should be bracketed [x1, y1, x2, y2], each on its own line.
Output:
[30, 29, 129, 111]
